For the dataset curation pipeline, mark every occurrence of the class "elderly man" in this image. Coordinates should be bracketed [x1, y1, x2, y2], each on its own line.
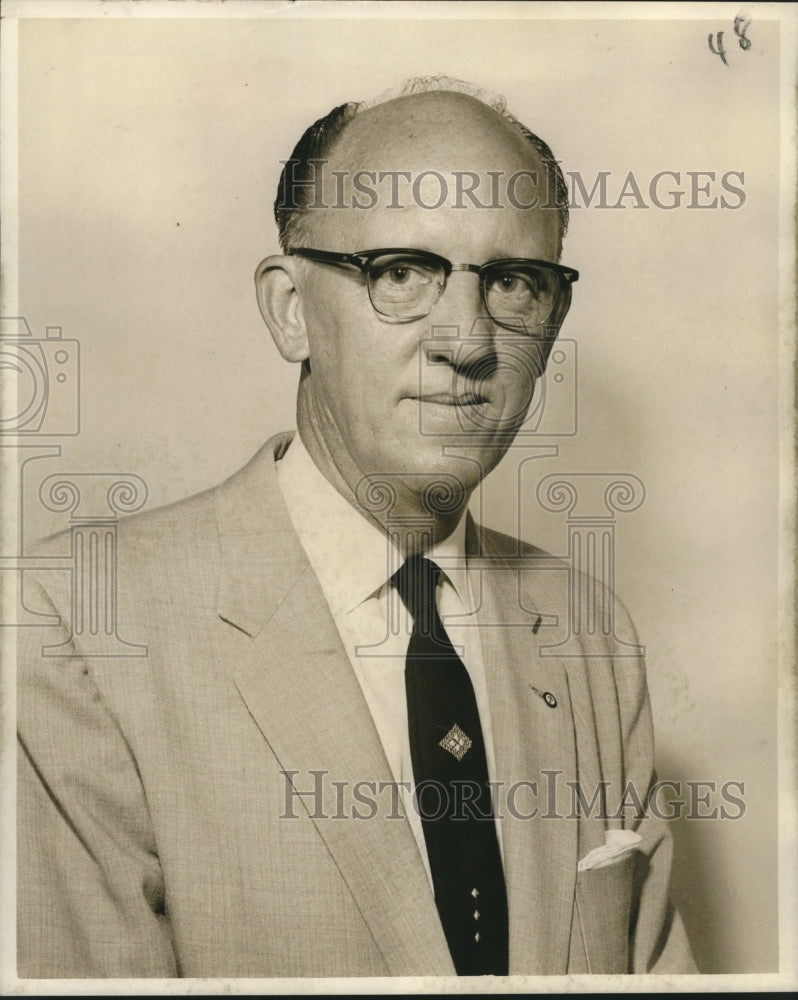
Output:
[17, 79, 695, 978]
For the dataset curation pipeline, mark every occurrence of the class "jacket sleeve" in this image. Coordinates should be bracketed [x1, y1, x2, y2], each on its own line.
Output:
[611, 598, 697, 974]
[17, 573, 178, 978]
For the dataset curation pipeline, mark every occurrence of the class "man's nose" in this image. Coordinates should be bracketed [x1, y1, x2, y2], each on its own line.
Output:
[424, 272, 498, 367]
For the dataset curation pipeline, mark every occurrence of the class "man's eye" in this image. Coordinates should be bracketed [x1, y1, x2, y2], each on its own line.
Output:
[373, 262, 430, 286]
[387, 266, 413, 285]
[488, 271, 539, 298]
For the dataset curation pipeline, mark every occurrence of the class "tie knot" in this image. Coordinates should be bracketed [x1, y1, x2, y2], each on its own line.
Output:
[392, 555, 442, 627]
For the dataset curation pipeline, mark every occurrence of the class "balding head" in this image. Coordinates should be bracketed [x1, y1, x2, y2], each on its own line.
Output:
[274, 78, 569, 257]
[327, 89, 538, 174]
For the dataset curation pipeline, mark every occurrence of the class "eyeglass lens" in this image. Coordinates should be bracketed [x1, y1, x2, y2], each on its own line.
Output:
[366, 253, 560, 330]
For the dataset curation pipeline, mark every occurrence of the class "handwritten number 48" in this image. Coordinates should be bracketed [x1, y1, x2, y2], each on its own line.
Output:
[709, 14, 752, 66]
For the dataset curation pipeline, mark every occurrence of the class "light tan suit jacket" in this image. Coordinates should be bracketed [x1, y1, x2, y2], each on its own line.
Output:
[17, 433, 695, 977]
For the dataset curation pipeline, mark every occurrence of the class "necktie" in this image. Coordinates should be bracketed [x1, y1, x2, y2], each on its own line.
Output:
[393, 555, 509, 976]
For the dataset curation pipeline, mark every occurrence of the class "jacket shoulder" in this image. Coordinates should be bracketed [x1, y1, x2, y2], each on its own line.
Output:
[30, 433, 291, 559]
[473, 520, 566, 566]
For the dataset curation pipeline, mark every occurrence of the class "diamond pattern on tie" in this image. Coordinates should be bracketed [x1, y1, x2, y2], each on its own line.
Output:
[439, 723, 472, 761]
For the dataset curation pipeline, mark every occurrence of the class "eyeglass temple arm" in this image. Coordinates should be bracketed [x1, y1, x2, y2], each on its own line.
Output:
[288, 247, 370, 271]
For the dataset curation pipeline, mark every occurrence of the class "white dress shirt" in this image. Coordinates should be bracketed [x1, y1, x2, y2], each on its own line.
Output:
[276, 432, 502, 883]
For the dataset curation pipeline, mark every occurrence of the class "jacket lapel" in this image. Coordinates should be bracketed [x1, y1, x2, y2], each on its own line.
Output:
[468, 520, 578, 975]
[214, 434, 454, 976]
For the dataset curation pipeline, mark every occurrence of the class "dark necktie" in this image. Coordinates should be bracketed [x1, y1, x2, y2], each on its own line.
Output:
[392, 555, 509, 976]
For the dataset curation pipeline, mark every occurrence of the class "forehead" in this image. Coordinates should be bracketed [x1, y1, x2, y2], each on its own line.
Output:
[305, 92, 559, 256]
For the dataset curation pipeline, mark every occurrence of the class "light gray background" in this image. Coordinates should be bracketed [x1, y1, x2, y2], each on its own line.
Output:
[9, 6, 788, 978]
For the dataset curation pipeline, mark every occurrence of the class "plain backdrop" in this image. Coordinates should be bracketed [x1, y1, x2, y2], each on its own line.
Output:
[7, 5, 789, 977]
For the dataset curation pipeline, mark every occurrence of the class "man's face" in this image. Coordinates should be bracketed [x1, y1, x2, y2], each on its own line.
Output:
[293, 92, 564, 502]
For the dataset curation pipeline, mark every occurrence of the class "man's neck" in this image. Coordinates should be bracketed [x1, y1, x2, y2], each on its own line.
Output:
[295, 410, 469, 557]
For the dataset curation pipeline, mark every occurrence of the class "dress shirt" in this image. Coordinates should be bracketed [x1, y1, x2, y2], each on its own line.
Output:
[276, 432, 502, 884]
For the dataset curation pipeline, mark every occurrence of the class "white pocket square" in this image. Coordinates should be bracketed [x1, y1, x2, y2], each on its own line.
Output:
[577, 829, 642, 872]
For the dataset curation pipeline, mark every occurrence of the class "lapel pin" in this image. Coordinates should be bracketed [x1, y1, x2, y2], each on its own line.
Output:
[529, 685, 557, 708]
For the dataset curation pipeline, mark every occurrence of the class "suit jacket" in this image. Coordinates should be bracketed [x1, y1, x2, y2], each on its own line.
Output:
[17, 433, 695, 978]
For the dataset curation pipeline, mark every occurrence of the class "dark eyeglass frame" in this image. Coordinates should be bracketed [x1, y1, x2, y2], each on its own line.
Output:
[286, 246, 579, 331]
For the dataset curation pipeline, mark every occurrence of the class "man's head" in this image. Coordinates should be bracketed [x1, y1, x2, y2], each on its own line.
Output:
[255, 79, 576, 531]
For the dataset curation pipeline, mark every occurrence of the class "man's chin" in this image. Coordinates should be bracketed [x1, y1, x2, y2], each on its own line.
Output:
[412, 427, 519, 475]
[353, 440, 506, 509]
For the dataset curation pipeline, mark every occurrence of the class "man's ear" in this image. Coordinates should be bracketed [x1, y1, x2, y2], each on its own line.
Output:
[254, 255, 309, 363]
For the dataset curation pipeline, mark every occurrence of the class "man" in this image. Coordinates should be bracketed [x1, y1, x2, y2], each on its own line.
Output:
[17, 78, 695, 978]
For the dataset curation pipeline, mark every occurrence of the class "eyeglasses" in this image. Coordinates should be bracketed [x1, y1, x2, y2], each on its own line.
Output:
[287, 246, 578, 334]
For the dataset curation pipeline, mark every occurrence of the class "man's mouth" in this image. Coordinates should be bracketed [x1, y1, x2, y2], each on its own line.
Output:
[415, 391, 488, 407]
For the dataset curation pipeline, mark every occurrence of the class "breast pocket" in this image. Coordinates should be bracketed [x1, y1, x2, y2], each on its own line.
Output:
[573, 851, 636, 974]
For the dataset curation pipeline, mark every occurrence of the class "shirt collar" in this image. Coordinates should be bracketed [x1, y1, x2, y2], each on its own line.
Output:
[276, 432, 470, 617]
